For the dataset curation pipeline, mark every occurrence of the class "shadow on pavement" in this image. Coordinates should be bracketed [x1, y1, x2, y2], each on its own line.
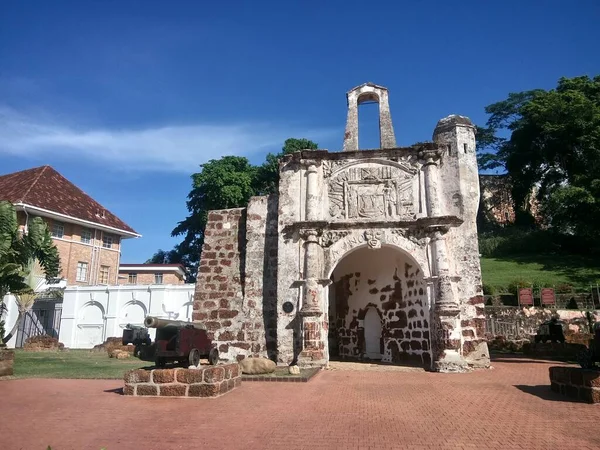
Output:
[104, 387, 123, 395]
[514, 385, 581, 403]
[491, 354, 573, 365]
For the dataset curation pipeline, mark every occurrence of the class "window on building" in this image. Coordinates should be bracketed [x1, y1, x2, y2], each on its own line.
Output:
[76, 262, 88, 282]
[51, 222, 64, 239]
[128, 273, 137, 284]
[81, 228, 92, 244]
[102, 234, 113, 249]
[154, 273, 163, 284]
[99, 265, 110, 284]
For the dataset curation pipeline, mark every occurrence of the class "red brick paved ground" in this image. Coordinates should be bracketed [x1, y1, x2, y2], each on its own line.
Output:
[1, 356, 599, 450]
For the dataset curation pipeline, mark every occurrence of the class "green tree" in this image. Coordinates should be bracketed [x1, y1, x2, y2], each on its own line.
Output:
[151, 138, 318, 281]
[256, 138, 319, 194]
[170, 156, 259, 281]
[477, 75, 600, 235]
[0, 201, 60, 343]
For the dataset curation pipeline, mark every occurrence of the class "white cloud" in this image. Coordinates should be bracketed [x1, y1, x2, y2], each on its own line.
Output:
[0, 106, 336, 172]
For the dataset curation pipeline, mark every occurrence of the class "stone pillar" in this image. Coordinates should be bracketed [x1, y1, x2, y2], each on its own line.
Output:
[422, 152, 468, 372]
[343, 94, 359, 152]
[422, 151, 442, 217]
[429, 229, 467, 372]
[298, 230, 327, 366]
[377, 89, 397, 149]
[304, 161, 320, 221]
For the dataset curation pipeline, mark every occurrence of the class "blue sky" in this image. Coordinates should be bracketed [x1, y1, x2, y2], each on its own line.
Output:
[1, 0, 599, 263]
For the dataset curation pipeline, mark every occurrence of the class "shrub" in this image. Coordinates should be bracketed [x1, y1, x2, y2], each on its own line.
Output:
[555, 283, 574, 294]
[566, 297, 579, 309]
[482, 284, 496, 296]
[507, 279, 532, 294]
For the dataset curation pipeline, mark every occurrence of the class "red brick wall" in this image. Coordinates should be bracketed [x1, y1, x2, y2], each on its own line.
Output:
[193, 208, 267, 362]
[17, 212, 122, 285]
[117, 272, 184, 285]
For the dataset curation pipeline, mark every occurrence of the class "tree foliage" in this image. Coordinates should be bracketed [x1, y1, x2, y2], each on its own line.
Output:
[162, 138, 318, 281]
[0, 201, 61, 342]
[477, 75, 600, 237]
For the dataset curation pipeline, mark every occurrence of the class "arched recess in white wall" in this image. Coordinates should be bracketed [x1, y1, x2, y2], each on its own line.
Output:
[76, 301, 105, 348]
[119, 301, 147, 328]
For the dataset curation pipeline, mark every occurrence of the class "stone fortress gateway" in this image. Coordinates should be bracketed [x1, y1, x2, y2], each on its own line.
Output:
[193, 83, 490, 372]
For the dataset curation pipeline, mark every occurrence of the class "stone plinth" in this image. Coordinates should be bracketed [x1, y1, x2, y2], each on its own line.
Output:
[524, 342, 587, 361]
[549, 366, 600, 403]
[124, 364, 241, 398]
[0, 348, 14, 377]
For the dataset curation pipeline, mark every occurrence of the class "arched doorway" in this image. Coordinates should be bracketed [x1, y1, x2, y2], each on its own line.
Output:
[364, 306, 382, 359]
[328, 245, 431, 367]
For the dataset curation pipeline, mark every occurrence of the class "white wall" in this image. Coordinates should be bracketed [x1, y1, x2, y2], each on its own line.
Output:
[1, 294, 20, 348]
[59, 284, 195, 349]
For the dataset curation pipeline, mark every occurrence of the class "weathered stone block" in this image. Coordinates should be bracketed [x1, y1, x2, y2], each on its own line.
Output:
[176, 369, 204, 384]
[159, 385, 187, 397]
[0, 360, 14, 377]
[137, 385, 158, 396]
[152, 369, 175, 384]
[565, 384, 579, 399]
[123, 384, 135, 396]
[582, 370, 600, 388]
[239, 357, 276, 374]
[188, 384, 220, 397]
[570, 370, 584, 386]
[204, 367, 225, 383]
[124, 369, 151, 384]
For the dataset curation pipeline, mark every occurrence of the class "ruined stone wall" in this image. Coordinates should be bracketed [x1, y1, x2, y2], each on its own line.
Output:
[330, 246, 430, 366]
[243, 195, 279, 361]
[192, 201, 279, 363]
[276, 159, 305, 364]
[193, 209, 257, 361]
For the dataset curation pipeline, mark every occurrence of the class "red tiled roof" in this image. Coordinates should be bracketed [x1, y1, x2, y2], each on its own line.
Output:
[0, 165, 138, 235]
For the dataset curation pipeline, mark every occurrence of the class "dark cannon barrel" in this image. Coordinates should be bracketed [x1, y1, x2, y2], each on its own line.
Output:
[144, 316, 206, 330]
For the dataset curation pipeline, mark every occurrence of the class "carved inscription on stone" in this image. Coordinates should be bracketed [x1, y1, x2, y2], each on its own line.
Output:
[328, 163, 415, 220]
[319, 230, 350, 248]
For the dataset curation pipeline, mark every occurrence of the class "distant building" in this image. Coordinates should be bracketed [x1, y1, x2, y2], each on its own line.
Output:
[0, 165, 140, 285]
[479, 174, 540, 226]
[479, 174, 515, 225]
[118, 264, 186, 285]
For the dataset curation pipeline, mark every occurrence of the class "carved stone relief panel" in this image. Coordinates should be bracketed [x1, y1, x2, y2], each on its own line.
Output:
[328, 162, 417, 220]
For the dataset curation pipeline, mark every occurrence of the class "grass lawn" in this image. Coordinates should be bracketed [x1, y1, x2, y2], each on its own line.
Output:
[481, 253, 600, 290]
[13, 349, 148, 379]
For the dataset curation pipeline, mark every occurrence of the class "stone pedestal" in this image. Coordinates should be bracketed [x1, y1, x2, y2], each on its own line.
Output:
[123, 364, 241, 398]
[549, 366, 600, 403]
[0, 347, 14, 377]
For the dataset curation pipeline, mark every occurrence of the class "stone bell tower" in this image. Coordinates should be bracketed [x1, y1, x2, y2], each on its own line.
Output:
[343, 82, 397, 151]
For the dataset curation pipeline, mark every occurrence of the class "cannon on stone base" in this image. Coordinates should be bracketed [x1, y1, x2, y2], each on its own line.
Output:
[143, 316, 219, 367]
[122, 324, 151, 357]
[534, 318, 565, 344]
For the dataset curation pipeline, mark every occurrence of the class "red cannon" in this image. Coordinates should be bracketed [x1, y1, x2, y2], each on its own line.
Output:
[143, 316, 219, 367]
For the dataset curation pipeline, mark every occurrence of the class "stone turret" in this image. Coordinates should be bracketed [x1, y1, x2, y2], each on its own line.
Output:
[433, 115, 489, 369]
[433, 114, 479, 223]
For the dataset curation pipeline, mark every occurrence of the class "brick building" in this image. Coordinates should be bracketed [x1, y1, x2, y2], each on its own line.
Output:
[118, 264, 186, 285]
[0, 165, 140, 285]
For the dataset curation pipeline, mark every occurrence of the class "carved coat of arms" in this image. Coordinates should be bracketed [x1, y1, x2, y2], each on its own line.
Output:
[328, 163, 415, 220]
